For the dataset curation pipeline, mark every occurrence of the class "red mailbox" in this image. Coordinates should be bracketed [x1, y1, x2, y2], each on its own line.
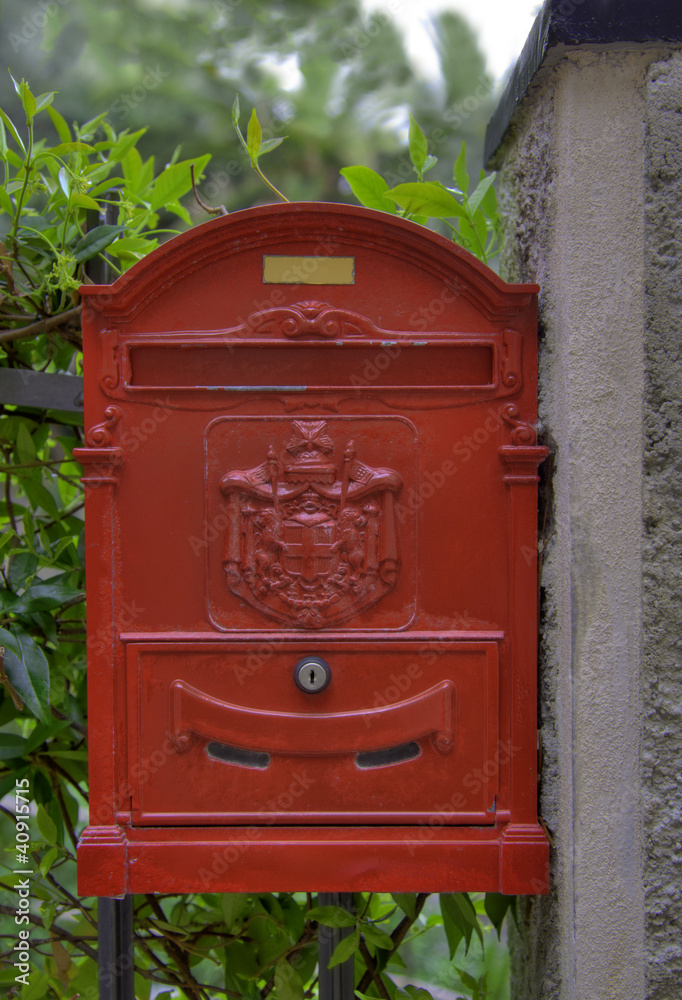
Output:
[75, 203, 549, 896]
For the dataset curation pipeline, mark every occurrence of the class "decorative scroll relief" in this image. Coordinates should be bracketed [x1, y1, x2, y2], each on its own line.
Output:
[499, 404, 548, 485]
[219, 420, 402, 629]
[73, 406, 124, 485]
[501, 403, 538, 445]
[85, 405, 122, 447]
[244, 299, 379, 338]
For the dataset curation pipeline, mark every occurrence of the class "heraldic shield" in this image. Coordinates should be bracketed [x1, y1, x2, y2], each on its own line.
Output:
[220, 420, 402, 628]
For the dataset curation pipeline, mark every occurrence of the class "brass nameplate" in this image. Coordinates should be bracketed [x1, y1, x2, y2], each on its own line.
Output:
[263, 255, 355, 285]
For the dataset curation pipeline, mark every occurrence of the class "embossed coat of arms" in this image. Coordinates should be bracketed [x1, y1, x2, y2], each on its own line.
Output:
[220, 420, 402, 628]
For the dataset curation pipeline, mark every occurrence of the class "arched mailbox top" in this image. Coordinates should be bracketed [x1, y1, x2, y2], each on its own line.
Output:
[80, 202, 537, 328]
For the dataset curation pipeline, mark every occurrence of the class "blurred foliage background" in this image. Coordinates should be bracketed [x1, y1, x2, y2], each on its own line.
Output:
[0, 0, 494, 214]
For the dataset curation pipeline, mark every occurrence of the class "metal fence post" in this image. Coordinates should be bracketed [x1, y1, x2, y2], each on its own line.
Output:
[318, 892, 355, 1000]
[97, 896, 134, 999]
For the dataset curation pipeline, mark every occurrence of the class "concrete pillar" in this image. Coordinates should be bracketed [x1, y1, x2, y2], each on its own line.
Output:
[485, 3, 682, 998]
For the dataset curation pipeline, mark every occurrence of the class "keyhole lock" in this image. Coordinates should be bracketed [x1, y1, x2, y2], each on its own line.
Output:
[294, 656, 331, 693]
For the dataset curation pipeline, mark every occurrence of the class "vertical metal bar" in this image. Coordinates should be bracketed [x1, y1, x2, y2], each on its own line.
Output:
[318, 892, 355, 1000]
[98, 896, 134, 999]
[85, 194, 119, 284]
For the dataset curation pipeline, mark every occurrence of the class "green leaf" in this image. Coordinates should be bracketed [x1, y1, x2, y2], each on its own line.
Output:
[439, 893, 483, 959]
[36, 803, 58, 845]
[47, 106, 71, 143]
[164, 200, 189, 226]
[246, 108, 262, 163]
[7, 580, 83, 613]
[483, 892, 516, 938]
[361, 924, 393, 950]
[21, 480, 60, 520]
[17, 971, 50, 1000]
[468, 173, 497, 216]
[73, 193, 102, 212]
[149, 154, 210, 211]
[386, 182, 468, 220]
[274, 959, 304, 1000]
[340, 165, 396, 214]
[221, 893, 249, 930]
[35, 141, 94, 159]
[106, 128, 146, 164]
[307, 905, 356, 927]
[408, 115, 428, 176]
[0, 186, 13, 216]
[223, 939, 259, 978]
[58, 166, 70, 199]
[15, 423, 37, 464]
[259, 137, 285, 156]
[0, 118, 7, 161]
[11, 76, 36, 121]
[391, 893, 417, 919]
[71, 224, 125, 263]
[231, 94, 240, 126]
[400, 988, 434, 1000]
[0, 733, 29, 759]
[0, 109, 26, 154]
[0, 626, 50, 723]
[423, 154, 438, 174]
[0, 531, 15, 560]
[34, 92, 56, 115]
[328, 928, 360, 968]
[453, 143, 469, 193]
[153, 920, 189, 938]
[454, 966, 479, 990]
[107, 236, 157, 260]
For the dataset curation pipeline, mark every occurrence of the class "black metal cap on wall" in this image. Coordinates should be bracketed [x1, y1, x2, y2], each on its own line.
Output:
[484, 0, 682, 165]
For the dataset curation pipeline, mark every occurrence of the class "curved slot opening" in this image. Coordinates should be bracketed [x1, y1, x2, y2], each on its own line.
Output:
[355, 741, 421, 770]
[206, 742, 270, 769]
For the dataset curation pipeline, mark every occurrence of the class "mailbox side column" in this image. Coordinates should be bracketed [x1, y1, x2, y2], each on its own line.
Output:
[498, 438, 548, 894]
[75, 304, 127, 896]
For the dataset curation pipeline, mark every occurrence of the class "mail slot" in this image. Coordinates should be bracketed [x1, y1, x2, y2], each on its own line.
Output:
[75, 202, 549, 896]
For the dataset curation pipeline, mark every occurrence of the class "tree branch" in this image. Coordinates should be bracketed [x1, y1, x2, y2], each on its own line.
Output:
[145, 895, 208, 1000]
[356, 893, 430, 995]
[358, 936, 390, 1000]
[190, 163, 228, 217]
[0, 306, 82, 345]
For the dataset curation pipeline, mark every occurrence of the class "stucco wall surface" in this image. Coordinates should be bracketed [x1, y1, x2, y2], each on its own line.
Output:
[642, 50, 682, 1000]
[494, 69, 562, 1000]
[492, 44, 682, 1000]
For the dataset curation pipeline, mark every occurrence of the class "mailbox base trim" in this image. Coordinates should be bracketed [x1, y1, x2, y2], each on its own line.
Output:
[77, 823, 549, 896]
